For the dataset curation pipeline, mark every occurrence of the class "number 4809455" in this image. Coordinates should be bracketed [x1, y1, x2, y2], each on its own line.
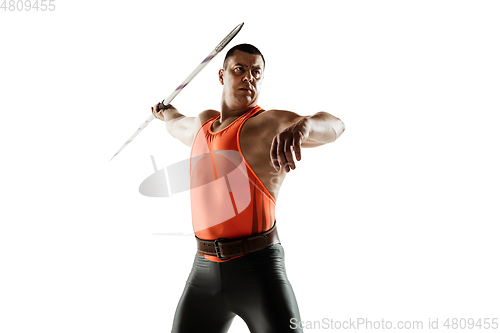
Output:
[1, 0, 56, 11]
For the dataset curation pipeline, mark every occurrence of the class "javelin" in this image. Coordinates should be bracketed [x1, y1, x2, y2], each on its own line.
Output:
[110, 22, 244, 161]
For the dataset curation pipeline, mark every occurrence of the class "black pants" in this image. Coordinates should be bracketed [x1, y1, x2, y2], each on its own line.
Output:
[171, 243, 302, 333]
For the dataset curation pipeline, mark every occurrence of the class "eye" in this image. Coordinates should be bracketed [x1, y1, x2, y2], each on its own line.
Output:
[235, 67, 243, 72]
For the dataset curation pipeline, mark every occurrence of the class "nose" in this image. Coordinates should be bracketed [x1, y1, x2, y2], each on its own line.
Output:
[242, 69, 254, 82]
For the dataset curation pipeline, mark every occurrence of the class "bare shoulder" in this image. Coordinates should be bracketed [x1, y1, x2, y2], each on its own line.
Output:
[198, 109, 220, 124]
[253, 109, 305, 131]
[261, 109, 303, 120]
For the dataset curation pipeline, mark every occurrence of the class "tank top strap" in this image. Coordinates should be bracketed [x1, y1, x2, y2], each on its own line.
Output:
[235, 105, 262, 129]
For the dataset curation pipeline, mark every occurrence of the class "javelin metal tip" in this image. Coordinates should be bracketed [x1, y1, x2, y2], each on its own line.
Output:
[215, 22, 245, 52]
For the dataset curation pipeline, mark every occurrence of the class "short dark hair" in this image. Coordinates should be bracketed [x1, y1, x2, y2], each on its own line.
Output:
[223, 43, 265, 69]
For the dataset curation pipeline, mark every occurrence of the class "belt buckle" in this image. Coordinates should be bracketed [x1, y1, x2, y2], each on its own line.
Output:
[214, 238, 230, 260]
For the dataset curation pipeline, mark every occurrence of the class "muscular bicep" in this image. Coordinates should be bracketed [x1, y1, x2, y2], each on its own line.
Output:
[165, 116, 197, 146]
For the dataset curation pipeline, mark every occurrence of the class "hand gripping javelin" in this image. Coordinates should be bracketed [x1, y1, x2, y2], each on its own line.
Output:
[110, 22, 244, 161]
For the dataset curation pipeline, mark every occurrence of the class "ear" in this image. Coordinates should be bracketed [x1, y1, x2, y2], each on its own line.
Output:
[218, 69, 224, 85]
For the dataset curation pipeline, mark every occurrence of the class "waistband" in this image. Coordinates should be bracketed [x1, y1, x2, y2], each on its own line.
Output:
[195, 222, 280, 260]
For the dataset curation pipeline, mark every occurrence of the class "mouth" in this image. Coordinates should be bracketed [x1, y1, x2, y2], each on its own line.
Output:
[239, 87, 252, 92]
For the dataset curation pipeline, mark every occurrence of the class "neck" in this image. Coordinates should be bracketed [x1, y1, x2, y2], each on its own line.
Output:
[219, 100, 257, 124]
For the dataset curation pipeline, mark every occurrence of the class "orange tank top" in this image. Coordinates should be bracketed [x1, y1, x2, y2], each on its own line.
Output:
[190, 105, 276, 262]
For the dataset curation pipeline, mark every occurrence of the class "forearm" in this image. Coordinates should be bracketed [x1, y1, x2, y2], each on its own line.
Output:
[162, 108, 191, 136]
[304, 112, 345, 143]
[161, 107, 200, 146]
[162, 106, 185, 123]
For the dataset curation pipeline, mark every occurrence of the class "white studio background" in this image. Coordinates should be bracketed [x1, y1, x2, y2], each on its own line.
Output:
[1, 1, 499, 332]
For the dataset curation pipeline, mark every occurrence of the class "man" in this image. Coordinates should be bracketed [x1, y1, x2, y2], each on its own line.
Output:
[152, 44, 344, 333]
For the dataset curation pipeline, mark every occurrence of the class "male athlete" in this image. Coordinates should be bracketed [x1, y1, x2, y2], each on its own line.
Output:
[152, 44, 344, 333]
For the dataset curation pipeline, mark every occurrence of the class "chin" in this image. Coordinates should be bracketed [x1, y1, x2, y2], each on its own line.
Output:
[234, 96, 254, 105]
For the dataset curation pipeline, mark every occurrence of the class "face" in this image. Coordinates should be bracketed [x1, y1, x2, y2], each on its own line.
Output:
[219, 50, 265, 110]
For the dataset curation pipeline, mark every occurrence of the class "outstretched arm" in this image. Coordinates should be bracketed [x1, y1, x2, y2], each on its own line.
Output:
[299, 111, 345, 146]
[270, 110, 345, 172]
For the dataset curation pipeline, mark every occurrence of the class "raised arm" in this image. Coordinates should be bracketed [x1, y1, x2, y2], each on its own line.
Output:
[152, 102, 219, 147]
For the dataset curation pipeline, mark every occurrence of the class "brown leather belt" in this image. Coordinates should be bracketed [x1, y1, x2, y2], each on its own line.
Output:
[195, 223, 280, 260]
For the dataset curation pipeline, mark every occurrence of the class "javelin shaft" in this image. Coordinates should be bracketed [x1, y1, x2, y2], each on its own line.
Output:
[160, 49, 218, 107]
[110, 22, 244, 161]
